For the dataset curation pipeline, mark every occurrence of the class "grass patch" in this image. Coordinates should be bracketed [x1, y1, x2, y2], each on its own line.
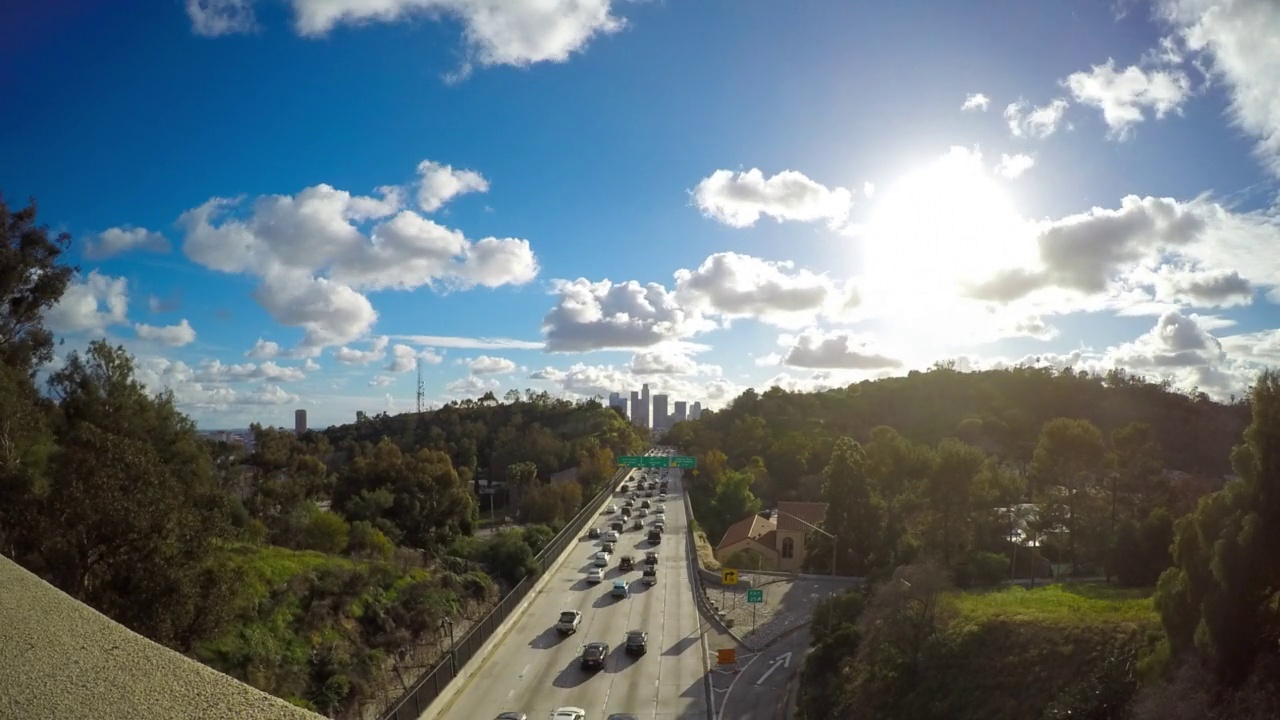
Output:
[216, 542, 358, 603]
[952, 583, 1157, 626]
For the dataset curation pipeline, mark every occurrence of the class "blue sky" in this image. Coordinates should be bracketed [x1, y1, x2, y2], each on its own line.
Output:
[4, 0, 1280, 429]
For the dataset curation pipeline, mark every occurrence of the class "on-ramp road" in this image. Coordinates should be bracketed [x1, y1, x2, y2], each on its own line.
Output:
[431, 465, 709, 720]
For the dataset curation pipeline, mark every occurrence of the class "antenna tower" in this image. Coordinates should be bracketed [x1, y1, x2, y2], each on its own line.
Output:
[416, 357, 425, 414]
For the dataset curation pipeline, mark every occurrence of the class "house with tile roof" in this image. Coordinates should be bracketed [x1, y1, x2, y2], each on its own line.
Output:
[714, 500, 829, 573]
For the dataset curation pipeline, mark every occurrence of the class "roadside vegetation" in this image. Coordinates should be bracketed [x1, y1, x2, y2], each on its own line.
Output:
[0, 196, 645, 718]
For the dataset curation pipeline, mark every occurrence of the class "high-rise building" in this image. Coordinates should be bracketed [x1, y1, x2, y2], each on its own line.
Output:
[294, 409, 308, 435]
[608, 392, 628, 418]
[674, 400, 687, 424]
[652, 394, 669, 432]
[690, 401, 703, 420]
[639, 384, 651, 428]
[629, 390, 643, 427]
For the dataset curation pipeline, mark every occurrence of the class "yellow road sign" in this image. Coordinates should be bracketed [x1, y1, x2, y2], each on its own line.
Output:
[721, 568, 738, 584]
[717, 648, 736, 665]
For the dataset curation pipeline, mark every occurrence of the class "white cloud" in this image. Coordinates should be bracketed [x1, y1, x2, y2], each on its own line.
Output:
[962, 92, 991, 111]
[777, 329, 903, 370]
[1063, 59, 1192, 139]
[186, 0, 257, 37]
[1142, 265, 1254, 308]
[134, 319, 197, 347]
[466, 355, 517, 374]
[1156, 0, 1280, 175]
[286, 0, 625, 68]
[1107, 309, 1225, 370]
[179, 165, 539, 352]
[541, 278, 712, 352]
[692, 168, 854, 228]
[628, 349, 721, 376]
[385, 343, 444, 372]
[863, 182, 875, 197]
[389, 334, 544, 350]
[369, 374, 395, 387]
[46, 271, 130, 334]
[245, 338, 282, 359]
[444, 374, 502, 398]
[194, 359, 307, 383]
[334, 336, 390, 365]
[996, 153, 1036, 179]
[674, 252, 859, 329]
[526, 361, 734, 408]
[1004, 98, 1070, 139]
[303, 358, 321, 371]
[416, 160, 489, 212]
[84, 227, 170, 260]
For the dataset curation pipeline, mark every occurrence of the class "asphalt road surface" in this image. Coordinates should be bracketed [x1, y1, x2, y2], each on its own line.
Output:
[434, 465, 709, 720]
[717, 626, 811, 720]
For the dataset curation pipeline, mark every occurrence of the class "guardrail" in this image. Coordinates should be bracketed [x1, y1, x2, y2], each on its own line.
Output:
[380, 465, 630, 720]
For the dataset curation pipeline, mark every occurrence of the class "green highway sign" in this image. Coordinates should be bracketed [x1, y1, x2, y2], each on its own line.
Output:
[747, 589, 764, 604]
[618, 455, 699, 469]
[672, 456, 696, 469]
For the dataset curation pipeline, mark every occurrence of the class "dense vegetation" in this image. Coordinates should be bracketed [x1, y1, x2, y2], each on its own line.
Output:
[660, 357, 1277, 718]
[0, 195, 643, 718]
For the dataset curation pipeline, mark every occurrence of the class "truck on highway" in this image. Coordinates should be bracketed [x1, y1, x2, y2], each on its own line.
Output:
[556, 610, 582, 635]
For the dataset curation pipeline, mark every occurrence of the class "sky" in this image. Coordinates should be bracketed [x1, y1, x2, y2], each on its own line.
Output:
[4, 0, 1280, 430]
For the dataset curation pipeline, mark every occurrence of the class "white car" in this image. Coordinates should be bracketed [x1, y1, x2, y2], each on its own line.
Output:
[586, 568, 604, 583]
[658, 493, 667, 501]
[595, 551, 611, 567]
[606, 505, 617, 513]
[656, 505, 665, 516]
[551, 708, 586, 720]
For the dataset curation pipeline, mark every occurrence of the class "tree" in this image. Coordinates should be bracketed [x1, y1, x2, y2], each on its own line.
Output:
[0, 193, 76, 375]
[925, 438, 987, 567]
[1155, 370, 1280, 687]
[864, 426, 932, 569]
[1110, 422, 1168, 526]
[1031, 418, 1106, 574]
[854, 562, 953, 683]
[301, 509, 351, 553]
[815, 437, 883, 575]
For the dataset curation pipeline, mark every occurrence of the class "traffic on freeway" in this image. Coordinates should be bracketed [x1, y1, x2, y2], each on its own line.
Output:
[430, 448, 708, 720]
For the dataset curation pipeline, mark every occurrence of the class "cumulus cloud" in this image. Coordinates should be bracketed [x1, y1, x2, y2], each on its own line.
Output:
[369, 375, 395, 387]
[1107, 310, 1225, 369]
[527, 361, 735, 408]
[84, 227, 170, 260]
[46, 271, 130, 334]
[1063, 59, 1192, 139]
[776, 329, 903, 370]
[628, 349, 720, 376]
[416, 160, 489, 212]
[962, 93, 991, 111]
[674, 252, 859, 329]
[541, 278, 711, 352]
[186, 0, 257, 37]
[1004, 98, 1070, 138]
[245, 338, 282, 359]
[995, 153, 1036, 179]
[1156, 0, 1280, 175]
[334, 336, 390, 365]
[134, 319, 197, 347]
[692, 168, 854, 228]
[179, 164, 539, 352]
[445, 374, 502, 398]
[385, 343, 443, 372]
[466, 355, 517, 374]
[389, 334, 544, 350]
[1144, 265, 1254, 308]
[194, 359, 307, 383]
[285, 0, 625, 69]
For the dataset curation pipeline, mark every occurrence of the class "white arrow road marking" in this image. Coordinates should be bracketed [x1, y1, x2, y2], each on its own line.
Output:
[753, 651, 793, 686]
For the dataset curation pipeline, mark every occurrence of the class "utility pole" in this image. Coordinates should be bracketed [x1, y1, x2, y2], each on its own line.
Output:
[416, 357, 425, 414]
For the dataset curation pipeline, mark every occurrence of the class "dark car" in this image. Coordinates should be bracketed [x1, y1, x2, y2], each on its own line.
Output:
[625, 630, 648, 655]
[647, 529, 661, 545]
[602, 541, 615, 553]
[620, 507, 632, 518]
[644, 551, 658, 566]
[588, 527, 601, 539]
[496, 714, 528, 720]
[610, 520, 624, 533]
[581, 641, 609, 671]
[632, 518, 643, 531]
[606, 715, 639, 720]
[619, 554, 635, 571]
[620, 483, 629, 493]
[640, 499, 651, 509]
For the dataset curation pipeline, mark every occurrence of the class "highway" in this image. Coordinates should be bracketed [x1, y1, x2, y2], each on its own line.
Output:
[432, 453, 709, 719]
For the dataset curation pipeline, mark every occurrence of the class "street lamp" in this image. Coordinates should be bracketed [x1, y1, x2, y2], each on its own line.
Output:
[441, 616, 457, 676]
[775, 510, 838, 578]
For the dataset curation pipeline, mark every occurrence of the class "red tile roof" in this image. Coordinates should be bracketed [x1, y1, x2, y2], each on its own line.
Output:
[775, 501, 828, 532]
[716, 514, 777, 552]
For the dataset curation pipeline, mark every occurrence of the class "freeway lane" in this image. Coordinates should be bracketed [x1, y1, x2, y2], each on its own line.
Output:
[433, 465, 708, 720]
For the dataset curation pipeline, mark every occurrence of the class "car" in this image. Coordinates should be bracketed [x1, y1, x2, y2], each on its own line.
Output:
[656, 506, 665, 516]
[659, 493, 667, 501]
[619, 554, 635, 571]
[642, 567, 657, 585]
[612, 579, 630, 598]
[623, 498, 634, 507]
[556, 610, 583, 634]
[587, 568, 604, 583]
[620, 507, 632, 518]
[644, 551, 658, 566]
[647, 529, 661, 545]
[653, 520, 664, 531]
[625, 629, 648, 655]
[595, 551, 610, 567]
[620, 483, 629, 492]
[604, 530, 619, 542]
[553, 708, 587, 720]
[495, 713, 528, 720]
[631, 518, 643, 530]
[606, 715, 639, 720]
[588, 527, 601, 539]
[640, 499, 651, 509]
[580, 642, 609, 671]
[638, 508, 648, 517]
[602, 541, 615, 553]
[606, 504, 617, 513]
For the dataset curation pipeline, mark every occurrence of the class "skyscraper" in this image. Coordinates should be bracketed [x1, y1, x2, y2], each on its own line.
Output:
[294, 409, 307, 435]
[652, 394, 669, 432]
[674, 400, 687, 424]
[638, 384, 652, 428]
[608, 392, 628, 418]
[690, 401, 703, 420]
[630, 390, 643, 426]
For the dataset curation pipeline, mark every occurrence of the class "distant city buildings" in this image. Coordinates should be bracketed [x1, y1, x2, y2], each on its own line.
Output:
[612, 385, 702, 431]
[295, 409, 307, 436]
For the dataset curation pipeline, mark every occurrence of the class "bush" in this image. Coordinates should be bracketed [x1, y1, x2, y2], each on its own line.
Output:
[299, 509, 350, 553]
[953, 551, 1010, 589]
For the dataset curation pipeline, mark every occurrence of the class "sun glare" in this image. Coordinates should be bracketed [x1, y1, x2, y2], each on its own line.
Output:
[857, 148, 1035, 346]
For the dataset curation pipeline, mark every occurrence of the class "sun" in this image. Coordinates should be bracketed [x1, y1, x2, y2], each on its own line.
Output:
[855, 147, 1035, 345]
